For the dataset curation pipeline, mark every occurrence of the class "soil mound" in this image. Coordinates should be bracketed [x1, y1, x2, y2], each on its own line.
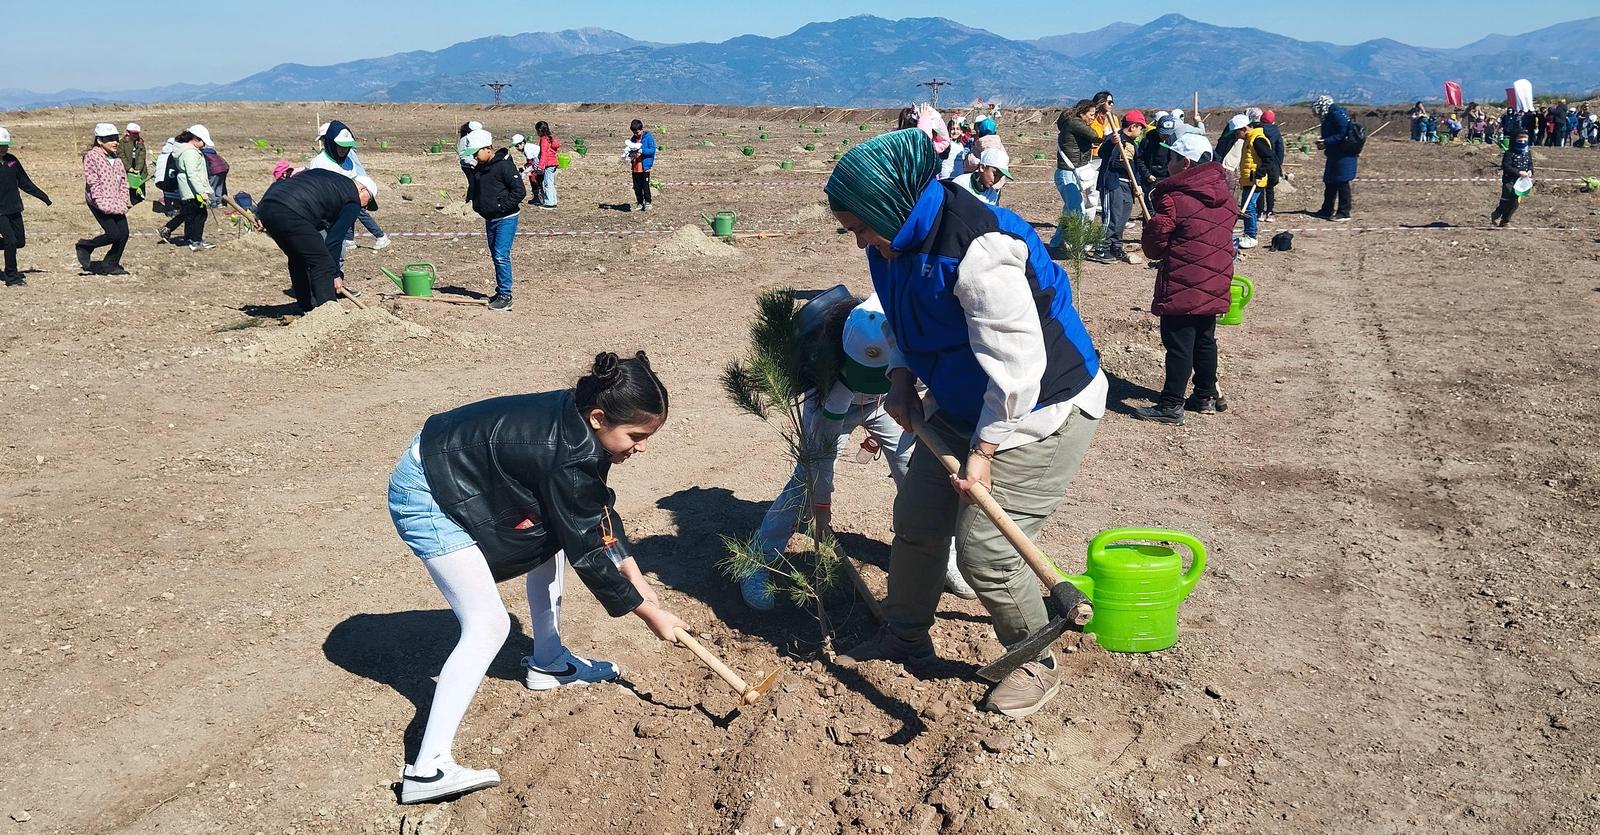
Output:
[229, 304, 433, 364]
[637, 224, 743, 260]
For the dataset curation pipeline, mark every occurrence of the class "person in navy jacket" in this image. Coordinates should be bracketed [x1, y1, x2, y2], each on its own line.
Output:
[1311, 96, 1358, 221]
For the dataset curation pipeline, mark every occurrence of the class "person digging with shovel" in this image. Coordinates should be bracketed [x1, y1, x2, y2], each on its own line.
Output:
[255, 167, 378, 312]
[386, 351, 685, 804]
[825, 129, 1106, 719]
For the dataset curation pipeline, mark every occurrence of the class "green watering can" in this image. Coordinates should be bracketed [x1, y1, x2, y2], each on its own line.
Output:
[380, 262, 437, 297]
[803, 143, 815, 151]
[699, 210, 736, 237]
[1219, 275, 1254, 326]
[397, 174, 412, 185]
[778, 160, 794, 170]
[1061, 528, 1207, 653]
[759, 132, 769, 140]
[741, 146, 756, 157]
[127, 172, 144, 191]
[557, 153, 572, 169]
[427, 141, 445, 154]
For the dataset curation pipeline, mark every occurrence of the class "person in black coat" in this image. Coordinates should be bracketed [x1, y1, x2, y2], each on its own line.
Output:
[1491, 131, 1533, 227]
[256, 169, 378, 311]
[0, 132, 52, 286]
[1136, 116, 1177, 190]
[1260, 111, 1286, 220]
[461, 129, 526, 311]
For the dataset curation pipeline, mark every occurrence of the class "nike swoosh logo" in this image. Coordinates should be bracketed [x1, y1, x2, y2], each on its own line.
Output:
[407, 769, 446, 784]
[538, 662, 578, 677]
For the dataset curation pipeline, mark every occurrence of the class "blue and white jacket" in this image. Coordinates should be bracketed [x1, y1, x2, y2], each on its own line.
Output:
[869, 180, 1106, 450]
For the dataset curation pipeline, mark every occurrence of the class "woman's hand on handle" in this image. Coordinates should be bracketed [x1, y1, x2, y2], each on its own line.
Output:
[619, 556, 660, 609]
[883, 368, 920, 433]
[634, 601, 687, 643]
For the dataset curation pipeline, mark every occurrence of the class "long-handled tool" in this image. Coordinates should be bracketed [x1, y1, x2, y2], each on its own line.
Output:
[338, 287, 367, 310]
[909, 412, 1092, 683]
[1237, 184, 1259, 220]
[840, 556, 885, 623]
[1117, 137, 1150, 219]
[672, 627, 783, 705]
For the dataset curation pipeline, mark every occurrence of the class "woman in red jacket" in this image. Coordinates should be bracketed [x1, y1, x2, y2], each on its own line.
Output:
[1134, 131, 1236, 425]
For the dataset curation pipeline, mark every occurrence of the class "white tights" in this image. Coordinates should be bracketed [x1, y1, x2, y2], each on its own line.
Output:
[413, 546, 566, 766]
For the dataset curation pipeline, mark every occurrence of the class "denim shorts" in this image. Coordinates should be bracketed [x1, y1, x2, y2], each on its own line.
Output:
[387, 433, 477, 560]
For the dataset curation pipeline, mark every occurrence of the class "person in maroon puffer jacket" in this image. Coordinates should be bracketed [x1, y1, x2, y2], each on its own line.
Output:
[1133, 131, 1236, 426]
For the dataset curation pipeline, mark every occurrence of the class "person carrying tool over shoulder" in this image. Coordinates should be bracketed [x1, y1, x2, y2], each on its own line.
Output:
[740, 289, 976, 612]
[826, 129, 1106, 719]
[386, 351, 684, 804]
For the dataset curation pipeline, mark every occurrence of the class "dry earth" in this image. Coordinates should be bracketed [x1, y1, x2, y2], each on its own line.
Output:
[0, 102, 1597, 834]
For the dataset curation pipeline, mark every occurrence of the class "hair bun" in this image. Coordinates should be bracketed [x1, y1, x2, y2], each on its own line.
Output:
[593, 352, 622, 386]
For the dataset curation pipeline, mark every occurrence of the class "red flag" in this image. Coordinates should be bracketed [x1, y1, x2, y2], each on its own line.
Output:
[1506, 87, 1518, 109]
[1444, 81, 1463, 108]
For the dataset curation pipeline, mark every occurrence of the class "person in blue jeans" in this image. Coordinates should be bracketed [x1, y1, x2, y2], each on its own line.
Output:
[740, 292, 974, 611]
[387, 351, 684, 804]
[462, 129, 525, 311]
[1048, 100, 1097, 253]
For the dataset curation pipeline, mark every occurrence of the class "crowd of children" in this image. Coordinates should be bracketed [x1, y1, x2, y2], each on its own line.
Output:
[1412, 100, 1600, 147]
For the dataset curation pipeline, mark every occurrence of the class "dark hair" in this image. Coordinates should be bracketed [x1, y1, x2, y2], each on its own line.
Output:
[1092, 90, 1112, 104]
[576, 351, 669, 425]
[897, 107, 917, 130]
[629, 119, 644, 132]
[174, 130, 197, 143]
[1070, 98, 1095, 117]
[536, 121, 551, 137]
[459, 122, 474, 138]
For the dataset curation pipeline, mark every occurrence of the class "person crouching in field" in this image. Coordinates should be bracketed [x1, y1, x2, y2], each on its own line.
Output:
[1133, 132, 1235, 425]
[388, 352, 685, 804]
[461, 128, 525, 312]
[256, 168, 379, 312]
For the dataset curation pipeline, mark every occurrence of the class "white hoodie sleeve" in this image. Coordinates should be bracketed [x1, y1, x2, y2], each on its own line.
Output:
[953, 232, 1046, 447]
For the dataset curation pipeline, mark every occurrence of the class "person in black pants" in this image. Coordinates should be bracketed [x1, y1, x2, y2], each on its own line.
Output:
[626, 119, 656, 211]
[256, 169, 378, 312]
[79, 124, 133, 275]
[0, 128, 52, 285]
[1491, 132, 1533, 228]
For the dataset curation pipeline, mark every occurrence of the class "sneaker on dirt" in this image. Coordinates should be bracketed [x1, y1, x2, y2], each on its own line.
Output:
[75, 242, 94, 272]
[3, 272, 25, 287]
[836, 628, 936, 666]
[1238, 236, 1258, 249]
[741, 567, 777, 611]
[522, 648, 620, 691]
[188, 240, 216, 251]
[984, 653, 1060, 718]
[399, 755, 500, 805]
[1185, 394, 1223, 414]
[944, 558, 977, 599]
[487, 294, 513, 312]
[1133, 403, 1185, 425]
[372, 235, 392, 251]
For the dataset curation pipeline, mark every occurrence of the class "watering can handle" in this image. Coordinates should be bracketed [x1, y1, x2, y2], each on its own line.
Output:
[407, 262, 437, 278]
[378, 267, 403, 290]
[1233, 275, 1255, 306]
[1089, 528, 1208, 596]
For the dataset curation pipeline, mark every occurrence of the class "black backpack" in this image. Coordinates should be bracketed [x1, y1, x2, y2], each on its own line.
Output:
[1345, 121, 1368, 155]
[154, 151, 181, 193]
[1270, 231, 1294, 251]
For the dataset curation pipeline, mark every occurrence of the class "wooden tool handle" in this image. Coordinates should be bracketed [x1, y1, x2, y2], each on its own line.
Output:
[909, 412, 1064, 590]
[840, 557, 885, 623]
[338, 287, 367, 310]
[672, 627, 750, 696]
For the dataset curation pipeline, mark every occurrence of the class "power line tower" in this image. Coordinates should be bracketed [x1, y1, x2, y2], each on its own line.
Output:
[918, 79, 949, 109]
[482, 81, 512, 105]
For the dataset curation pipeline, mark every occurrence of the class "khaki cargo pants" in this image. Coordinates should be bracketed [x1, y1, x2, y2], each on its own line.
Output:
[885, 407, 1098, 652]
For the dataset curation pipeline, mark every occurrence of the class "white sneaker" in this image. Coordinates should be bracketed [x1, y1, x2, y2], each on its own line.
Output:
[372, 235, 392, 251]
[522, 647, 620, 691]
[944, 557, 977, 599]
[1238, 236, 1258, 249]
[342, 239, 356, 255]
[399, 755, 500, 805]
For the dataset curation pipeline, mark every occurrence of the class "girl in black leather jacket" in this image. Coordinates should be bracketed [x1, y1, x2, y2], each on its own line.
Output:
[386, 351, 685, 804]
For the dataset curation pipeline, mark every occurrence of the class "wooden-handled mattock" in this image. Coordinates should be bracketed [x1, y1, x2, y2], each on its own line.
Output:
[672, 627, 783, 705]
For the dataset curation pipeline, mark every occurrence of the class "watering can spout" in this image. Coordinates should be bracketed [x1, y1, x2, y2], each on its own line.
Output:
[699, 212, 715, 227]
[379, 267, 403, 290]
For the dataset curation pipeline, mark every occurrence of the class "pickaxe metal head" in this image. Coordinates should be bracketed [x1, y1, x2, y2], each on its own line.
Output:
[741, 669, 784, 704]
[976, 581, 1093, 683]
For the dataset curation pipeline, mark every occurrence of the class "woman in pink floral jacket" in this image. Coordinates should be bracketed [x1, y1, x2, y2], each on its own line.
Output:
[79, 123, 131, 275]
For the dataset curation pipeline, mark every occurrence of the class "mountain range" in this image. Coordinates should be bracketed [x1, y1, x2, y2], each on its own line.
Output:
[4, 14, 1597, 110]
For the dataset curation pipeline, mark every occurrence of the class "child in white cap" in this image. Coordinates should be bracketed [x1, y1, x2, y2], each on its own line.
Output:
[742, 289, 975, 611]
[0, 127, 52, 285]
[78, 123, 131, 274]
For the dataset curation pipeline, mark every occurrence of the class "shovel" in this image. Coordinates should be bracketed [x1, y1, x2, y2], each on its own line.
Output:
[672, 627, 783, 705]
[909, 412, 1092, 683]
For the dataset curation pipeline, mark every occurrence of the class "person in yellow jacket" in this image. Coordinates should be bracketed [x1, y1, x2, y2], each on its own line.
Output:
[1227, 114, 1276, 248]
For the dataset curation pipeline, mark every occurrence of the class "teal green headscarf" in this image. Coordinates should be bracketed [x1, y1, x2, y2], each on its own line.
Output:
[825, 129, 939, 240]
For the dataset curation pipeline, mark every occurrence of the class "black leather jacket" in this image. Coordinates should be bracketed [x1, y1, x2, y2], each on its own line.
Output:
[419, 389, 643, 617]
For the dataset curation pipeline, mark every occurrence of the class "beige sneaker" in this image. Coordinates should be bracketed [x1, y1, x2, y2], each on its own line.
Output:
[983, 653, 1060, 718]
[836, 628, 936, 667]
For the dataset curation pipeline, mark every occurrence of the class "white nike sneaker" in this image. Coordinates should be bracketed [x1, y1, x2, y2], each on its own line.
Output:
[342, 239, 356, 256]
[1238, 236, 1259, 249]
[372, 235, 392, 251]
[399, 755, 500, 805]
[522, 648, 621, 691]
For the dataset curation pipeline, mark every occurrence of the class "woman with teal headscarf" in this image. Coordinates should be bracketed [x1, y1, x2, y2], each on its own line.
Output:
[827, 129, 1108, 721]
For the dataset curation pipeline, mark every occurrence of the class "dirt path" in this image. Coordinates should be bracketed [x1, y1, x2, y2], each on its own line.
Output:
[0, 104, 1595, 833]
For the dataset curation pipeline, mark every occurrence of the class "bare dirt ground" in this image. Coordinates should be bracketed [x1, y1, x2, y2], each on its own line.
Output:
[0, 101, 1596, 835]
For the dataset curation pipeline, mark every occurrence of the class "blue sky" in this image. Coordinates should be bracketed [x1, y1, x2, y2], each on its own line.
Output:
[4, 1, 1590, 91]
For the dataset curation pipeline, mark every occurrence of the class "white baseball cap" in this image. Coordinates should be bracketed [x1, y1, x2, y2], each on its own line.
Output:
[467, 120, 483, 131]
[1227, 114, 1250, 132]
[352, 174, 380, 210]
[94, 122, 119, 139]
[1168, 131, 1214, 163]
[0, 127, 11, 145]
[841, 294, 895, 394]
[510, 133, 526, 146]
[976, 147, 1013, 179]
[317, 122, 330, 138]
[329, 127, 357, 148]
[188, 124, 213, 147]
[126, 122, 141, 133]
[460, 128, 493, 158]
